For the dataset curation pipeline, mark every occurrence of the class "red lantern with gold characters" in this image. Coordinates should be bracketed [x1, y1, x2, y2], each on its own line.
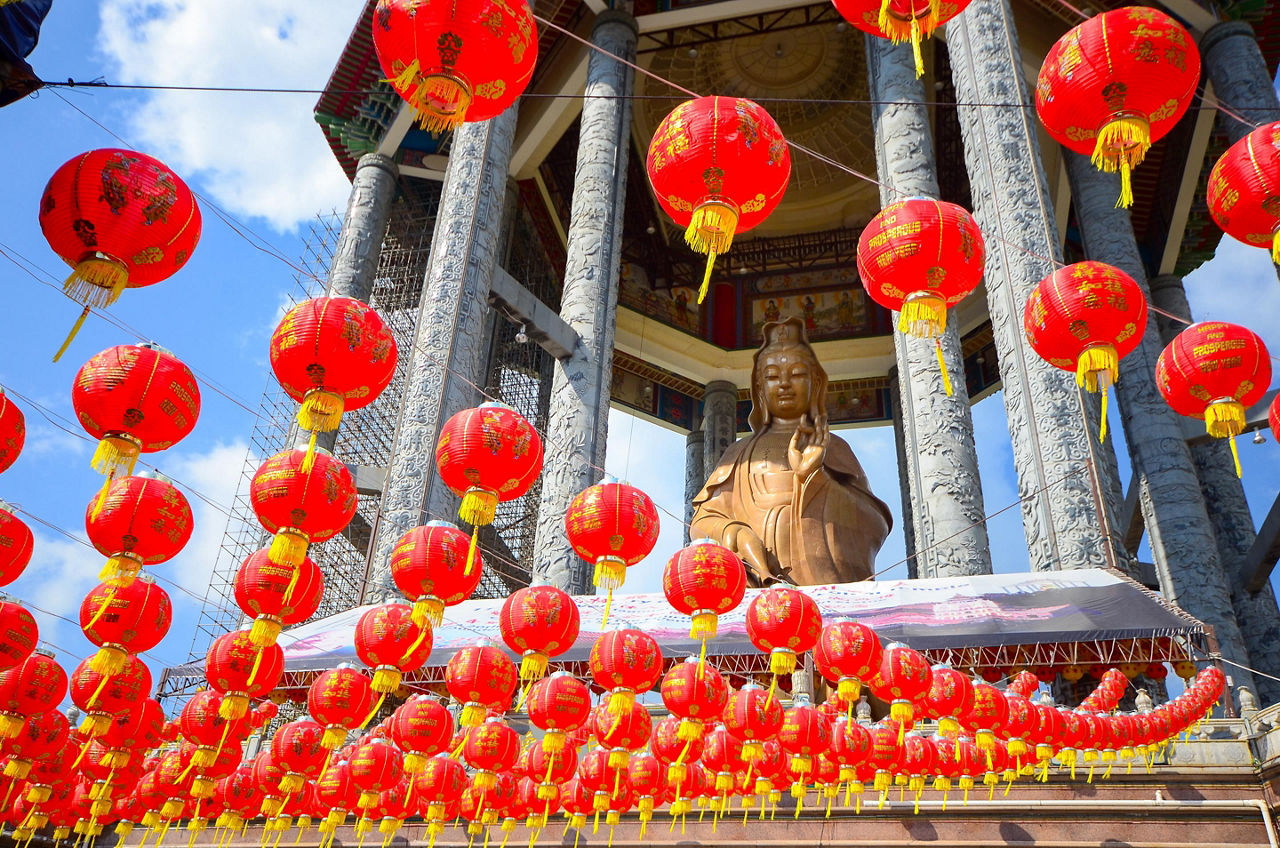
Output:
[0, 650, 67, 739]
[390, 521, 482, 628]
[206, 629, 284, 719]
[526, 672, 591, 754]
[498, 584, 580, 682]
[389, 696, 454, 773]
[0, 507, 34, 587]
[659, 657, 728, 741]
[249, 445, 358, 567]
[269, 296, 398, 465]
[814, 618, 883, 706]
[662, 538, 746, 651]
[79, 576, 168, 676]
[1208, 121, 1280, 264]
[84, 475, 192, 583]
[38, 149, 201, 359]
[308, 665, 375, 750]
[1156, 322, 1271, 477]
[1035, 7, 1200, 208]
[590, 628, 664, 716]
[435, 402, 543, 573]
[646, 96, 792, 302]
[1024, 261, 1148, 440]
[354, 603, 434, 695]
[72, 343, 201, 481]
[372, 0, 536, 134]
[745, 586, 823, 679]
[234, 547, 325, 648]
[0, 392, 24, 474]
[565, 479, 659, 624]
[856, 198, 985, 395]
[832, 0, 973, 76]
[445, 643, 518, 727]
[876, 642, 933, 737]
[69, 653, 150, 735]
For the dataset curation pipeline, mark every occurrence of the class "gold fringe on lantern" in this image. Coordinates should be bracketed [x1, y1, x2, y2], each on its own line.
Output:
[298, 390, 344, 434]
[279, 774, 305, 795]
[689, 611, 717, 641]
[898, 292, 947, 340]
[685, 200, 740, 303]
[459, 488, 497, 576]
[66, 256, 129, 308]
[98, 554, 143, 585]
[413, 597, 446, 629]
[607, 689, 635, 717]
[770, 649, 797, 677]
[160, 799, 184, 820]
[192, 777, 216, 799]
[90, 435, 141, 479]
[385, 61, 474, 135]
[939, 716, 961, 736]
[1076, 344, 1119, 442]
[78, 712, 111, 737]
[269, 529, 309, 568]
[837, 677, 862, 703]
[250, 617, 284, 648]
[889, 701, 913, 743]
[371, 667, 401, 694]
[88, 645, 127, 677]
[1091, 116, 1151, 209]
[1205, 400, 1247, 478]
[4, 758, 30, 779]
[26, 785, 51, 804]
[677, 718, 703, 743]
[519, 650, 548, 681]
[608, 749, 630, 770]
[0, 713, 24, 738]
[321, 727, 348, 749]
[219, 692, 250, 721]
[460, 702, 487, 727]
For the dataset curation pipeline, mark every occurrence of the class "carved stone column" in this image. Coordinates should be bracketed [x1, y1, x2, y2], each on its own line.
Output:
[366, 108, 518, 599]
[685, 428, 704, 545]
[702, 380, 739, 481]
[1150, 274, 1280, 701]
[532, 11, 637, 594]
[1064, 152, 1254, 694]
[887, 371, 918, 579]
[1201, 22, 1280, 145]
[946, 0, 1129, 572]
[867, 36, 991, 579]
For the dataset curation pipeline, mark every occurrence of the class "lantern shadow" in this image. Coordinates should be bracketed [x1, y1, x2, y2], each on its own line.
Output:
[997, 821, 1033, 843]
[903, 818, 939, 841]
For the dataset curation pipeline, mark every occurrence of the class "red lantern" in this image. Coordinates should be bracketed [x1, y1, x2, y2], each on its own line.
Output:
[372, 0, 536, 134]
[206, 629, 284, 719]
[390, 696, 454, 773]
[565, 480, 659, 619]
[84, 475, 192, 584]
[307, 665, 375, 750]
[876, 642, 932, 736]
[0, 508, 33, 588]
[700, 725, 743, 794]
[2, 709, 69, 780]
[499, 584, 580, 682]
[270, 296, 397, 453]
[814, 619, 883, 706]
[463, 719, 520, 793]
[722, 682, 784, 762]
[0, 650, 66, 739]
[233, 547, 325, 648]
[349, 739, 403, 812]
[39, 150, 201, 358]
[778, 696, 831, 785]
[831, 0, 972, 76]
[271, 720, 328, 793]
[249, 446, 357, 567]
[412, 755, 466, 822]
[593, 700, 652, 770]
[856, 198, 985, 395]
[1035, 7, 1200, 208]
[662, 539, 746, 650]
[1024, 261, 1148, 439]
[646, 96, 791, 301]
[354, 603, 434, 695]
[659, 658, 728, 742]
[445, 643, 518, 727]
[179, 691, 251, 773]
[72, 344, 201, 480]
[69, 654, 150, 736]
[1208, 121, 1280, 263]
[964, 681, 1010, 767]
[435, 403, 543, 573]
[526, 738, 578, 790]
[0, 393, 24, 474]
[390, 521, 482, 628]
[589, 629, 663, 717]
[744, 587, 822, 679]
[526, 672, 591, 754]
[923, 663, 975, 736]
[79, 577, 168, 676]
[1270, 392, 1279, 445]
[1156, 322, 1272, 476]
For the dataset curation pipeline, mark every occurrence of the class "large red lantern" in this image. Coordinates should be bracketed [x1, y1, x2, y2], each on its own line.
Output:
[354, 603, 434, 695]
[435, 402, 543, 573]
[593, 701, 652, 769]
[463, 719, 520, 792]
[69, 653, 150, 735]
[84, 475, 192, 583]
[206, 629, 284, 719]
[233, 547, 324, 648]
[79, 576, 169, 676]
[271, 720, 328, 793]
[250, 446, 357, 568]
[38, 149, 201, 358]
[0, 392, 24, 474]
[1035, 7, 1200, 208]
[445, 643, 518, 727]
[349, 739, 403, 811]
[72, 344, 201, 481]
[1156, 322, 1272, 477]
[0, 650, 66, 739]
[662, 539, 746, 653]
[589, 629, 664, 716]
[565, 479, 659, 622]
[0, 508, 34, 588]
[646, 96, 791, 302]
[307, 665, 375, 750]
[923, 663, 975, 736]
[831, 0, 973, 76]
[372, 0, 536, 134]
[856, 198, 985, 395]
[813, 619, 883, 706]
[778, 695, 831, 786]
[1209, 120, 1280, 266]
[745, 587, 823, 679]
[499, 584, 579, 682]
[390, 521, 482, 628]
[1024, 261, 1148, 439]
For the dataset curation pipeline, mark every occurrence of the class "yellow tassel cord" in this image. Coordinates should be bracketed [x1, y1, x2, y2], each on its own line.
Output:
[398, 622, 432, 668]
[607, 689, 635, 717]
[371, 665, 402, 694]
[413, 597, 446, 629]
[1270, 230, 1280, 265]
[268, 530, 309, 568]
[360, 692, 388, 729]
[89, 645, 127, 677]
[90, 435, 141, 479]
[1091, 116, 1151, 209]
[219, 693, 249, 721]
[889, 701, 914, 743]
[460, 702, 487, 728]
[246, 646, 267, 689]
[594, 558, 626, 628]
[250, 617, 284, 648]
[98, 555, 142, 585]
[1075, 344, 1119, 442]
[459, 489, 497, 577]
[685, 201, 739, 303]
[1205, 401, 1246, 478]
[84, 584, 120, 632]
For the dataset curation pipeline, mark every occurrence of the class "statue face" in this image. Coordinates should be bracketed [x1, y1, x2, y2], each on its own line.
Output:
[759, 349, 812, 420]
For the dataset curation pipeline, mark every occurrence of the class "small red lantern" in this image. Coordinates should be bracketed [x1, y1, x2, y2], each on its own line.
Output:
[745, 586, 823, 679]
[84, 475, 192, 584]
[0, 508, 34, 588]
[372, 0, 537, 134]
[270, 296, 397, 460]
[814, 619, 883, 706]
[1156, 322, 1272, 477]
[234, 547, 325, 648]
[589, 628, 663, 716]
[0, 650, 67, 739]
[662, 539, 746, 652]
[412, 755, 467, 823]
[566, 479, 659, 623]
[856, 198, 985, 395]
[525, 672, 591, 754]
[923, 663, 975, 736]
[1035, 7, 1200, 208]
[964, 680, 1010, 766]
[389, 695, 453, 773]
[593, 700, 652, 770]
[390, 521, 482, 628]
[307, 665, 375, 750]
[39, 150, 201, 358]
[463, 719, 520, 793]
[778, 695, 832, 784]
[1270, 392, 1279, 445]
[79, 576, 168, 676]
[877, 642, 932, 737]
[271, 719, 328, 793]
[1024, 261, 1148, 440]
[646, 96, 791, 301]
[69, 653, 150, 736]
[349, 739, 403, 811]
[1208, 121, 1280, 263]
[660, 657, 729, 742]
[179, 691, 252, 773]
[0, 392, 25, 474]
[831, 0, 973, 76]
[435, 402, 543, 573]
[72, 344, 201, 481]
[445, 643, 518, 727]
[250, 446, 357, 567]
[722, 682, 784, 762]
[354, 603, 434, 695]
[499, 584, 580, 682]
[2, 709, 69, 780]
[206, 629, 284, 719]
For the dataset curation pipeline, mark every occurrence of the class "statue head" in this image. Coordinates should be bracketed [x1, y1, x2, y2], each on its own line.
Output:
[749, 316, 828, 432]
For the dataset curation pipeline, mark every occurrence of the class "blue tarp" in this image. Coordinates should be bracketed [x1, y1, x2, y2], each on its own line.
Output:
[1, 0, 53, 108]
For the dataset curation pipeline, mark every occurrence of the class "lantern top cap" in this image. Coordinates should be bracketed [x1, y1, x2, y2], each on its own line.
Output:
[885, 641, 908, 650]
[791, 692, 812, 707]
[138, 341, 176, 357]
[424, 520, 459, 530]
[478, 401, 515, 412]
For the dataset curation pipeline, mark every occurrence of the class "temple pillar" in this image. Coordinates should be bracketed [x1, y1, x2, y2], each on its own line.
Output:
[1149, 274, 1280, 702]
[1064, 151, 1255, 694]
[366, 108, 518, 599]
[532, 11, 637, 594]
[887, 371, 918, 579]
[685, 428, 704, 545]
[946, 0, 1129, 573]
[867, 36, 992, 579]
[1200, 22, 1280, 145]
[702, 380, 739, 480]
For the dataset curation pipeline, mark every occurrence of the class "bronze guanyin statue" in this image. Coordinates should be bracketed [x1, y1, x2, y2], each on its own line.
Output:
[691, 317, 892, 586]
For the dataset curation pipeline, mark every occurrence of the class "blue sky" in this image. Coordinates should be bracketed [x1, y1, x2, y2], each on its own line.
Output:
[0, 1, 1276, 697]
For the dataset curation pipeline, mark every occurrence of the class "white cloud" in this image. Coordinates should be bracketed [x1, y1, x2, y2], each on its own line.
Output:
[96, 0, 357, 231]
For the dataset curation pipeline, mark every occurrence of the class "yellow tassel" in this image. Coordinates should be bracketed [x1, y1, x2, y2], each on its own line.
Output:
[89, 646, 126, 677]
[460, 702, 486, 727]
[398, 621, 432, 668]
[246, 645, 267, 689]
[413, 597, 446, 629]
[459, 489, 498, 527]
[301, 431, 318, 475]
[1271, 231, 1280, 264]
[250, 617, 284, 648]
[25, 785, 50, 804]
[219, 693, 249, 721]
[4, 758, 29, 779]
[607, 689, 634, 716]
[268, 530, 308, 568]
[1205, 401, 1246, 477]
[298, 391, 344, 433]
[99, 555, 141, 585]
[898, 292, 947, 339]
[770, 649, 797, 677]
[78, 712, 111, 737]
[877, 0, 894, 34]
[90, 436, 140, 478]
[602, 588, 615, 630]
[409, 73, 472, 136]
[689, 612, 717, 640]
[0, 713, 24, 739]
[83, 584, 120, 632]
[519, 651, 548, 681]
[321, 726, 347, 749]
[53, 305, 92, 362]
[933, 339, 953, 397]
[85, 671, 115, 712]
[360, 692, 388, 729]
[65, 257, 129, 307]
[1091, 116, 1151, 209]
[593, 558, 626, 592]
[910, 17, 925, 77]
